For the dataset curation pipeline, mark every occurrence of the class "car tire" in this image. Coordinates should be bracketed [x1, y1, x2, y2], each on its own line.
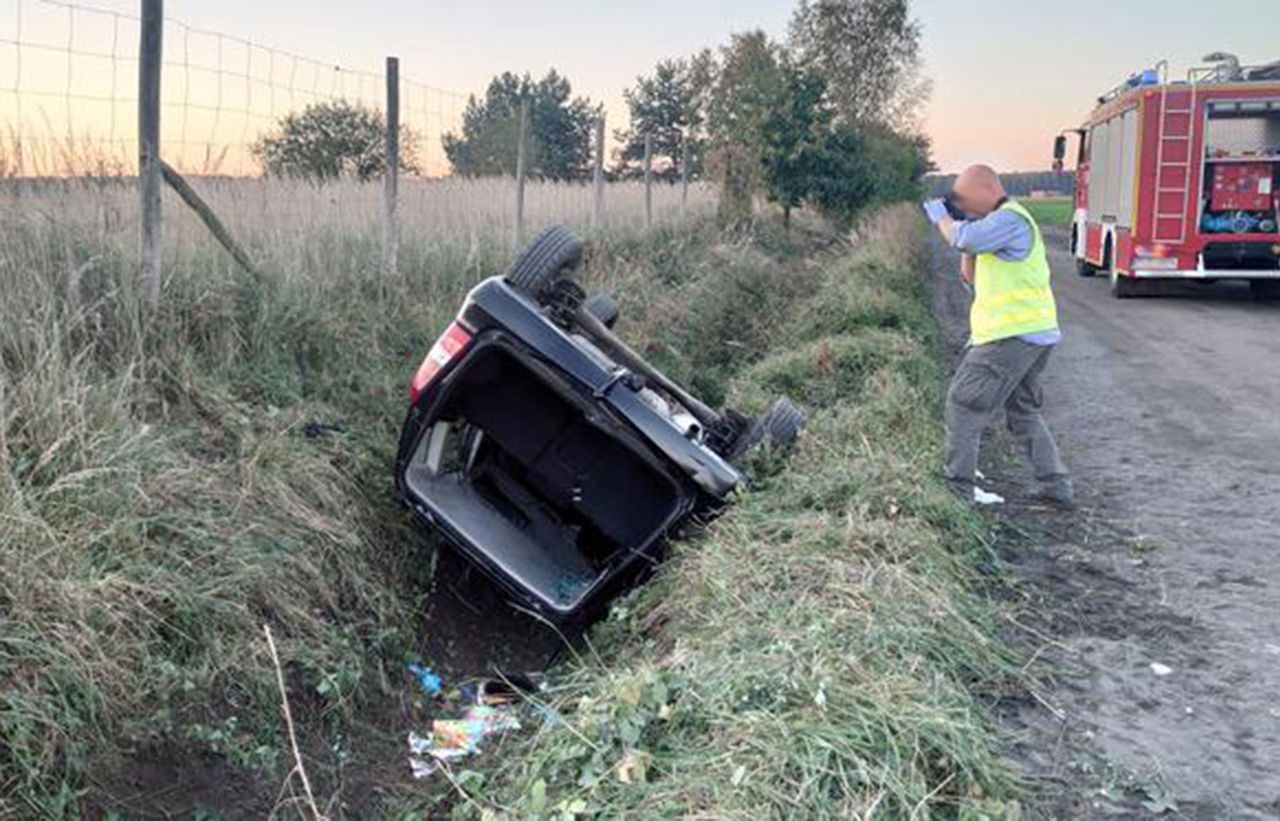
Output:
[761, 397, 806, 449]
[726, 397, 806, 462]
[1249, 280, 1280, 301]
[584, 292, 619, 329]
[504, 225, 585, 299]
[1076, 258, 1098, 278]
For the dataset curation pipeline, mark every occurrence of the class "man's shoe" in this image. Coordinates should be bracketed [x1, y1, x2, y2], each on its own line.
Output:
[1027, 483, 1076, 510]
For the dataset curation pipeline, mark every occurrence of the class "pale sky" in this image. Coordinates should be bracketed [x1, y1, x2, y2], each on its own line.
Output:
[2, 0, 1278, 174]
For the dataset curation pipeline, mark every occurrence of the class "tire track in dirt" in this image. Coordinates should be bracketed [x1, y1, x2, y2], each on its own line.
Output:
[930, 231, 1280, 818]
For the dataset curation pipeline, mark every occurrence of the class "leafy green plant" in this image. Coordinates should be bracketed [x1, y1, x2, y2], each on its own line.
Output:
[188, 717, 280, 771]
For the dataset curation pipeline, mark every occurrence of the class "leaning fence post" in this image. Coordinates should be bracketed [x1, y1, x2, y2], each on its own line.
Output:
[591, 115, 605, 231]
[159, 161, 257, 277]
[138, 0, 163, 308]
[643, 133, 653, 230]
[513, 98, 529, 249]
[382, 55, 400, 278]
[681, 134, 691, 219]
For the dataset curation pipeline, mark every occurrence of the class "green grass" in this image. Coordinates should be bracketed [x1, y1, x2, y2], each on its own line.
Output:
[409, 206, 1025, 818]
[1, 181, 1024, 816]
[1022, 197, 1073, 230]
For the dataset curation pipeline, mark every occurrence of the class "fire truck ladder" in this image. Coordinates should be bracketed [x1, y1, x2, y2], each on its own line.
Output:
[1152, 80, 1198, 244]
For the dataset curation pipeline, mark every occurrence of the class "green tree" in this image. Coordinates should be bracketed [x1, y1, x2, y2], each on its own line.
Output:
[807, 124, 929, 226]
[252, 100, 418, 181]
[617, 59, 704, 181]
[789, 0, 928, 129]
[705, 31, 788, 224]
[759, 65, 833, 228]
[444, 70, 596, 180]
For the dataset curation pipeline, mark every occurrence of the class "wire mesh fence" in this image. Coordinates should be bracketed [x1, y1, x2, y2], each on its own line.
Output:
[0, 0, 471, 177]
[0, 0, 714, 303]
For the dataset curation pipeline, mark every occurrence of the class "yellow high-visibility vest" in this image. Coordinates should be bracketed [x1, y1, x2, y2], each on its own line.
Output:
[970, 199, 1058, 346]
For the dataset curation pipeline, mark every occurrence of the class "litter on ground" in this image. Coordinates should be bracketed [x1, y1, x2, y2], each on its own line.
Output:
[407, 705, 522, 778]
[1150, 662, 1174, 677]
[406, 662, 443, 696]
[974, 486, 1005, 505]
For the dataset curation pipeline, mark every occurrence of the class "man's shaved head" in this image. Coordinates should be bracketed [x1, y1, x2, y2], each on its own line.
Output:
[952, 164, 1007, 218]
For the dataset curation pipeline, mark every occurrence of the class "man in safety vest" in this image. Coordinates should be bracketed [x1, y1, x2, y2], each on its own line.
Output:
[923, 165, 1074, 508]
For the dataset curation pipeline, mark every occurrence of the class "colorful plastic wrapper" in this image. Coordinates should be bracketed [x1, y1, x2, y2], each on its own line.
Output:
[407, 705, 522, 778]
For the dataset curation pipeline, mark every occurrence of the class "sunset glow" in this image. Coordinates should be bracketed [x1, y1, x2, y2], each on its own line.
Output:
[2, 0, 1276, 175]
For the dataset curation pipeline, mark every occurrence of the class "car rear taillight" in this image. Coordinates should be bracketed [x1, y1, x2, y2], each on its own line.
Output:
[409, 322, 473, 404]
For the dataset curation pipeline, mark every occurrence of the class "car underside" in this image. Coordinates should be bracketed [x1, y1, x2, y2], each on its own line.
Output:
[395, 225, 804, 622]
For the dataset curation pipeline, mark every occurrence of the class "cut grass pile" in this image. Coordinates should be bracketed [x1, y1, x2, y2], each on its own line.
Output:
[425, 205, 1025, 817]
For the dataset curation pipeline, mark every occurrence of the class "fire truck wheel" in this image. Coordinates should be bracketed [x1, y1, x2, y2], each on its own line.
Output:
[1076, 259, 1098, 278]
[1109, 268, 1140, 299]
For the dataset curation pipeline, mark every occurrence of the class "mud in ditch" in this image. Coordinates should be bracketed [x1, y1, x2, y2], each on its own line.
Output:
[85, 535, 571, 819]
[930, 231, 1280, 818]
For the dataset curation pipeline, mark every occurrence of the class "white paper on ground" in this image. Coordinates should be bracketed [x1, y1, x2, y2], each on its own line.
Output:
[973, 486, 1005, 505]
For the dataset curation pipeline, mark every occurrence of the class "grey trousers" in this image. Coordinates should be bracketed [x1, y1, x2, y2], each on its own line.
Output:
[945, 338, 1070, 490]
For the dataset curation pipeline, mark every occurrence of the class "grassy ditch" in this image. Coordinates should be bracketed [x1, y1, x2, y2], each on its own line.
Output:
[0, 178, 813, 815]
[441, 205, 1024, 818]
[2, 183, 1022, 815]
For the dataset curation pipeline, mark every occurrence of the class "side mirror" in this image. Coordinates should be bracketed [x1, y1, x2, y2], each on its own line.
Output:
[1053, 135, 1067, 162]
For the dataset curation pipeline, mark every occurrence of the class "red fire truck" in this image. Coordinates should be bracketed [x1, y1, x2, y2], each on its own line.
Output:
[1054, 55, 1280, 298]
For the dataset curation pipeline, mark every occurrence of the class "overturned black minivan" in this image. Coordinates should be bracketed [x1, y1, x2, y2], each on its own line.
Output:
[394, 226, 803, 623]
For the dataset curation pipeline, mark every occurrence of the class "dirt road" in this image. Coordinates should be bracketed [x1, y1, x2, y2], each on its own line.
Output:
[931, 233, 1280, 818]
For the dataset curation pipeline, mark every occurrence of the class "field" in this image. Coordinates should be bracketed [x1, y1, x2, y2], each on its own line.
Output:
[1022, 196, 1074, 230]
[1, 178, 1022, 816]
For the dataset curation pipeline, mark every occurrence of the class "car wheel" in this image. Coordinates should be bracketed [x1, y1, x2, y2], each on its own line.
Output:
[1076, 258, 1098, 278]
[504, 225, 585, 300]
[726, 397, 806, 462]
[1249, 280, 1280, 300]
[760, 397, 806, 449]
[583, 292, 619, 328]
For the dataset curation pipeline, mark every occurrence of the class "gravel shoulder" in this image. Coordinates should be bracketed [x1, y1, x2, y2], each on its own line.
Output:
[930, 230, 1280, 819]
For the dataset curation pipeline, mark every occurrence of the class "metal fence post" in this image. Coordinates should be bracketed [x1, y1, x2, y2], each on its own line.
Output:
[643, 133, 653, 231]
[382, 55, 400, 278]
[138, 0, 163, 308]
[513, 98, 529, 249]
[681, 134, 691, 219]
[591, 115, 605, 231]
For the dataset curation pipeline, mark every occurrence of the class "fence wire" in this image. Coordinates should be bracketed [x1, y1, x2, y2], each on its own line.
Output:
[0, 0, 469, 177]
